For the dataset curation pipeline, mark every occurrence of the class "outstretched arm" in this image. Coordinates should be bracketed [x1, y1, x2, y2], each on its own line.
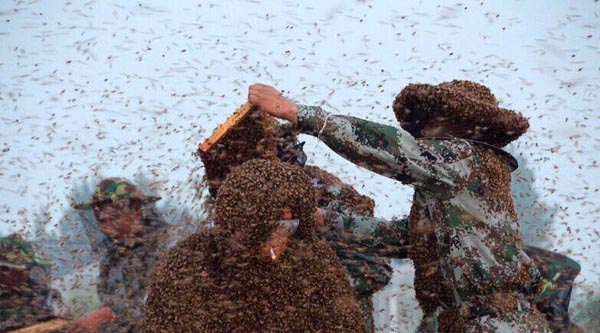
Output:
[318, 208, 410, 259]
[248, 83, 468, 188]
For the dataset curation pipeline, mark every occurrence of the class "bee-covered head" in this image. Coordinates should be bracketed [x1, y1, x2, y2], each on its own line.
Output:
[214, 159, 316, 258]
[393, 80, 529, 147]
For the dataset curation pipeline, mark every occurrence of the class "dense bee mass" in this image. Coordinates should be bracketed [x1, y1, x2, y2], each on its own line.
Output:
[199, 110, 281, 197]
[143, 159, 365, 333]
[409, 145, 550, 333]
[0, 1, 597, 332]
[393, 80, 530, 147]
[198, 109, 382, 332]
[407, 195, 450, 316]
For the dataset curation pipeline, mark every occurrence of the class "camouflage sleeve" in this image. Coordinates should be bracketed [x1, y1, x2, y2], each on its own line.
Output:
[296, 104, 470, 188]
[321, 208, 409, 259]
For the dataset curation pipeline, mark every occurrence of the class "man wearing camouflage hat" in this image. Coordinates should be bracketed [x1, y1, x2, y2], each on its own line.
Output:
[70, 178, 169, 333]
[249, 80, 559, 332]
[0, 233, 66, 331]
[301, 159, 580, 331]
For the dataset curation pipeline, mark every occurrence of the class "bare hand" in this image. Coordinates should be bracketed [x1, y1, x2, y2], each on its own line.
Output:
[248, 83, 298, 123]
[68, 307, 115, 333]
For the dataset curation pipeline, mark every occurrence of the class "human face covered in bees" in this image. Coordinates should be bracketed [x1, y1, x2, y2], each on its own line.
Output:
[92, 199, 144, 241]
[214, 159, 317, 263]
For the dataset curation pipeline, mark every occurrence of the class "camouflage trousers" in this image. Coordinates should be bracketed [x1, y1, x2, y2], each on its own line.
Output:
[354, 293, 376, 333]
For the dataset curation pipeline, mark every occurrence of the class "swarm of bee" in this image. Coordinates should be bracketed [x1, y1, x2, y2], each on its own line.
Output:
[143, 159, 365, 332]
[199, 110, 281, 197]
[194, 108, 382, 331]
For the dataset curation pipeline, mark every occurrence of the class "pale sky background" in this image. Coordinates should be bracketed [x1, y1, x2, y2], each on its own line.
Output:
[1, 0, 599, 331]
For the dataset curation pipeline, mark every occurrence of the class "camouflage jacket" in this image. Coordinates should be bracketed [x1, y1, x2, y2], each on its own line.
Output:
[97, 218, 169, 333]
[0, 266, 64, 331]
[321, 214, 397, 296]
[322, 212, 579, 332]
[321, 210, 410, 260]
[296, 105, 542, 309]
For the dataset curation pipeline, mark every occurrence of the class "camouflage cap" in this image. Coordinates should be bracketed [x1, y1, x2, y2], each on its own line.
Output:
[0, 234, 50, 271]
[393, 80, 530, 147]
[74, 177, 161, 210]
